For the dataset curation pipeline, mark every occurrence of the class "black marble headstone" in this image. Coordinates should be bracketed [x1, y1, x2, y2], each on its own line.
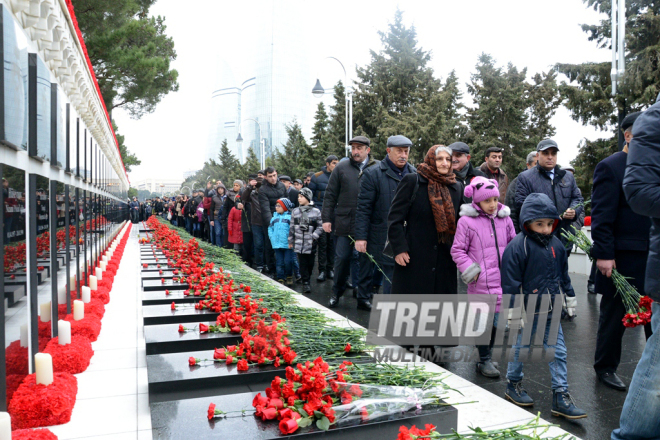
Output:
[150, 391, 458, 439]
[143, 304, 220, 325]
[145, 323, 242, 355]
[143, 279, 189, 292]
[142, 291, 199, 306]
[142, 263, 177, 272]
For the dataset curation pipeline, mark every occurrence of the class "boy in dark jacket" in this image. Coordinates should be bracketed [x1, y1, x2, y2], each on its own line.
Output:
[288, 188, 323, 293]
[501, 193, 586, 419]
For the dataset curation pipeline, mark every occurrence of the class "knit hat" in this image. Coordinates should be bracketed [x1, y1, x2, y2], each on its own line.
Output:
[276, 198, 294, 212]
[464, 176, 500, 204]
[299, 187, 313, 202]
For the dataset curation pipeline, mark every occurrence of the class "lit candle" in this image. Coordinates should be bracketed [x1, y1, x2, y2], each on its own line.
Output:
[95, 267, 103, 280]
[39, 301, 51, 322]
[58, 320, 71, 345]
[81, 286, 91, 303]
[35, 353, 54, 386]
[89, 275, 98, 290]
[73, 300, 84, 321]
[20, 324, 28, 347]
[0, 412, 11, 440]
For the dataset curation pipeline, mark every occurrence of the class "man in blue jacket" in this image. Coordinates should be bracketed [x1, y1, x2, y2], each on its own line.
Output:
[592, 111, 652, 392]
[615, 93, 660, 440]
[515, 139, 584, 250]
[355, 135, 415, 309]
[309, 155, 338, 282]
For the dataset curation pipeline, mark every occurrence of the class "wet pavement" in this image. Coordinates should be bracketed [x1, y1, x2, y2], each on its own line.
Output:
[286, 267, 647, 440]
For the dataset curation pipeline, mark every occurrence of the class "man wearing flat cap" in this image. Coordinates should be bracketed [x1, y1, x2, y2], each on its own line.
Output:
[279, 175, 299, 208]
[449, 142, 485, 202]
[591, 110, 652, 392]
[515, 139, 584, 249]
[354, 135, 416, 309]
[322, 135, 377, 308]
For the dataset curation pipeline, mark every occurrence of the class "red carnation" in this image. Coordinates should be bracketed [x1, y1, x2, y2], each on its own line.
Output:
[344, 343, 351, 352]
[189, 357, 197, 366]
[171, 302, 176, 310]
[261, 407, 278, 421]
[165, 289, 170, 295]
[279, 418, 299, 435]
[178, 324, 185, 333]
[208, 403, 216, 420]
[237, 359, 249, 371]
[199, 323, 209, 333]
[226, 355, 234, 364]
[213, 348, 226, 360]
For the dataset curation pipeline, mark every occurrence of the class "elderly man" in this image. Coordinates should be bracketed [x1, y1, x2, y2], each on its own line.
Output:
[450, 142, 484, 197]
[592, 111, 652, 392]
[355, 135, 416, 309]
[615, 93, 660, 440]
[322, 136, 377, 308]
[480, 146, 508, 199]
[515, 139, 584, 248]
[310, 155, 339, 282]
[505, 151, 538, 234]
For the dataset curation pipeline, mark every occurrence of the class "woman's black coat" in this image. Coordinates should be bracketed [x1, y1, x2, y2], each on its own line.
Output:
[387, 173, 463, 295]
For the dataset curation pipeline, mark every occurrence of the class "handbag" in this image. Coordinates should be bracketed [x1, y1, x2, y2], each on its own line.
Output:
[167, 212, 172, 221]
[383, 174, 419, 259]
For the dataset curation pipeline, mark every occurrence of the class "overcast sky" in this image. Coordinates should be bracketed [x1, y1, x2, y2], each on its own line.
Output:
[113, 0, 611, 184]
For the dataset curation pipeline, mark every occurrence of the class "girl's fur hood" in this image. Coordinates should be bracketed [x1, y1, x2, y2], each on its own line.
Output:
[459, 202, 511, 219]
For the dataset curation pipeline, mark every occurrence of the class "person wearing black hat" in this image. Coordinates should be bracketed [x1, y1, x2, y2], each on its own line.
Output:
[591, 110, 652, 392]
[322, 136, 377, 308]
[309, 155, 339, 282]
[293, 179, 303, 191]
[354, 135, 416, 310]
[480, 146, 508, 200]
[505, 151, 538, 234]
[279, 175, 300, 208]
[449, 142, 485, 201]
[515, 139, 584, 249]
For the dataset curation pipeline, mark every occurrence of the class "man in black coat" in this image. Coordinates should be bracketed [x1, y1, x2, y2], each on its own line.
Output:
[355, 136, 416, 309]
[593, 111, 652, 391]
[449, 142, 484, 200]
[309, 155, 339, 281]
[279, 175, 300, 208]
[259, 167, 287, 274]
[505, 151, 538, 234]
[322, 136, 377, 308]
[616, 93, 660, 440]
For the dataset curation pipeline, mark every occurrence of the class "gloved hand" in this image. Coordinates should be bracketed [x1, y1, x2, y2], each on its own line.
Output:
[507, 306, 524, 329]
[566, 296, 578, 319]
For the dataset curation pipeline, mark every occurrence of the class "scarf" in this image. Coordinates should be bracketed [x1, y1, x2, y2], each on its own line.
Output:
[528, 231, 553, 247]
[454, 163, 469, 182]
[416, 146, 457, 243]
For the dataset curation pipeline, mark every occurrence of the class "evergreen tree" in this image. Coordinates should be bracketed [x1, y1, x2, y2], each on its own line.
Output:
[466, 53, 559, 175]
[328, 82, 348, 158]
[217, 139, 241, 185]
[241, 147, 262, 177]
[305, 102, 332, 172]
[558, 0, 660, 198]
[272, 120, 310, 180]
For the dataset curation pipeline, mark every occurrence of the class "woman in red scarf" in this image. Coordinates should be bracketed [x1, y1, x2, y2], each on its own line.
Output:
[387, 145, 464, 295]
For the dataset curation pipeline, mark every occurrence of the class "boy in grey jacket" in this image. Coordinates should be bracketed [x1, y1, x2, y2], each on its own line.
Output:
[288, 188, 323, 293]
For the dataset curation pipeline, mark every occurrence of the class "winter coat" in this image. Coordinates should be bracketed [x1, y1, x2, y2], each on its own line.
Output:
[285, 186, 300, 208]
[623, 94, 660, 303]
[321, 156, 377, 237]
[355, 159, 416, 264]
[387, 173, 464, 295]
[456, 162, 485, 203]
[268, 212, 291, 249]
[221, 190, 237, 227]
[227, 207, 243, 244]
[501, 193, 575, 312]
[515, 164, 584, 248]
[480, 163, 509, 200]
[309, 166, 332, 210]
[242, 186, 262, 227]
[505, 175, 522, 234]
[259, 180, 287, 226]
[450, 202, 516, 311]
[592, 152, 651, 298]
[212, 185, 226, 217]
[288, 205, 323, 254]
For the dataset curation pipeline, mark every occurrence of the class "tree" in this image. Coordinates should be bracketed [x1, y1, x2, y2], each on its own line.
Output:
[113, 121, 140, 172]
[303, 102, 332, 172]
[465, 53, 559, 175]
[137, 189, 150, 200]
[352, 9, 463, 164]
[328, 82, 348, 158]
[272, 121, 310, 180]
[557, 0, 660, 199]
[217, 139, 242, 185]
[72, 0, 179, 118]
[127, 187, 137, 199]
[241, 147, 262, 177]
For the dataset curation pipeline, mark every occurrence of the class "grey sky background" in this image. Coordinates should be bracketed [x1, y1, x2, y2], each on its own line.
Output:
[113, 0, 611, 184]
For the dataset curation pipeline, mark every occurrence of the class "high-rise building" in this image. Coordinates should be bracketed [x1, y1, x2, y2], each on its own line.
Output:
[207, 1, 313, 164]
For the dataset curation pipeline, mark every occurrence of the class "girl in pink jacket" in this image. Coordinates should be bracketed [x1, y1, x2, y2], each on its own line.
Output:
[451, 176, 516, 378]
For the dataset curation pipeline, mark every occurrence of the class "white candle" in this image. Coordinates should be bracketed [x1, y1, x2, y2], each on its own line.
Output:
[73, 300, 84, 321]
[100, 261, 107, 270]
[35, 353, 54, 386]
[40, 301, 51, 322]
[58, 283, 67, 304]
[89, 275, 98, 290]
[69, 273, 76, 290]
[58, 320, 71, 345]
[0, 412, 11, 440]
[81, 286, 91, 303]
[96, 267, 103, 280]
[20, 324, 28, 347]
[102, 256, 108, 262]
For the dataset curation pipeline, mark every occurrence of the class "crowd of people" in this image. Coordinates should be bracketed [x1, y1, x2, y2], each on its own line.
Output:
[130, 94, 660, 438]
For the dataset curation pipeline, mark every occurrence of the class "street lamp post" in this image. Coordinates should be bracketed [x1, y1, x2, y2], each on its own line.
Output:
[236, 119, 265, 169]
[312, 57, 353, 157]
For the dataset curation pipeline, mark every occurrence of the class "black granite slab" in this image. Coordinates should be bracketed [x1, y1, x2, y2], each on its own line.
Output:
[4, 284, 25, 307]
[4, 271, 44, 285]
[147, 349, 288, 403]
[140, 257, 170, 264]
[143, 304, 220, 325]
[142, 290, 199, 306]
[142, 263, 177, 272]
[139, 228, 154, 233]
[141, 271, 176, 280]
[145, 323, 242, 355]
[143, 279, 189, 292]
[150, 391, 457, 439]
